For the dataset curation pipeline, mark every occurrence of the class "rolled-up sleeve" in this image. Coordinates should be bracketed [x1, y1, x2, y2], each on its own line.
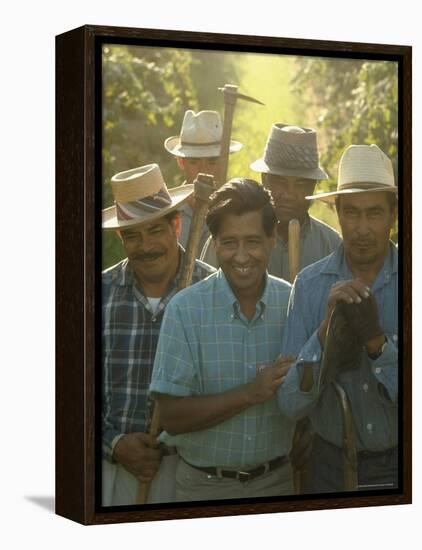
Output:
[277, 276, 324, 419]
[150, 300, 200, 397]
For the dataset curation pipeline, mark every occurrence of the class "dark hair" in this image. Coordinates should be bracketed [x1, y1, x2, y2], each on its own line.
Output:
[335, 192, 398, 212]
[206, 178, 277, 238]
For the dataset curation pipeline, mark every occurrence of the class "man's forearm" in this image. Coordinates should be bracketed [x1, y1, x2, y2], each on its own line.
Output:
[157, 385, 256, 435]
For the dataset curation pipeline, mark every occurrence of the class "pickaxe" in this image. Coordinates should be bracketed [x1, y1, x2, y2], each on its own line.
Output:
[137, 173, 215, 504]
[218, 84, 264, 186]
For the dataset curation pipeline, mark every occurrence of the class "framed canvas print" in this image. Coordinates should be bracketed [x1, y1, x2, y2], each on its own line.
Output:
[56, 24, 412, 525]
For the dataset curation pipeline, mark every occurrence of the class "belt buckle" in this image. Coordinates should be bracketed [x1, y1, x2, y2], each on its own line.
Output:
[236, 470, 251, 483]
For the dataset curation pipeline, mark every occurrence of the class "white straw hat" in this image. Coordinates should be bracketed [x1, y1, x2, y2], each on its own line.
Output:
[102, 163, 193, 230]
[307, 144, 397, 202]
[164, 110, 242, 158]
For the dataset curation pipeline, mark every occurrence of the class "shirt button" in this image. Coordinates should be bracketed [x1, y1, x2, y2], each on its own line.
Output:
[246, 436, 252, 441]
[393, 334, 398, 342]
[312, 354, 318, 361]
[151, 317, 156, 322]
[363, 383, 369, 392]
[375, 367, 382, 374]
[366, 423, 373, 431]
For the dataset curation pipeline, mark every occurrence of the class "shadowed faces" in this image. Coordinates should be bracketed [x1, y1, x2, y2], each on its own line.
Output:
[336, 192, 396, 268]
[120, 215, 181, 286]
[177, 157, 220, 185]
[262, 173, 316, 226]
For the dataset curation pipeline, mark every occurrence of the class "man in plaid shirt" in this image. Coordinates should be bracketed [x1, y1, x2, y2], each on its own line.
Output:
[150, 179, 296, 501]
[102, 164, 214, 506]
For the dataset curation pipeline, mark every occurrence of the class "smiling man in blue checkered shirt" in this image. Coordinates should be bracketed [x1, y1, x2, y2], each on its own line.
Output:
[101, 164, 214, 506]
[150, 179, 296, 502]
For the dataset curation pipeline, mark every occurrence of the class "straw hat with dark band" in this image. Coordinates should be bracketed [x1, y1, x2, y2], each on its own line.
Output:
[307, 144, 398, 203]
[102, 163, 193, 230]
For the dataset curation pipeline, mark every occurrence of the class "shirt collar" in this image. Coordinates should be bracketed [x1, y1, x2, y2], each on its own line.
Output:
[276, 213, 311, 244]
[321, 241, 398, 280]
[217, 268, 270, 313]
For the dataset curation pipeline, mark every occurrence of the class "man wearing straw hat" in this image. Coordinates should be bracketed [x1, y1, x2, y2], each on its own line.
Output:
[101, 163, 214, 506]
[201, 123, 341, 279]
[277, 144, 398, 493]
[150, 179, 296, 502]
[165, 109, 242, 256]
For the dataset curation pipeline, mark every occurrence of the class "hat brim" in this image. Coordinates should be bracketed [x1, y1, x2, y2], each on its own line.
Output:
[250, 157, 328, 180]
[102, 184, 194, 231]
[164, 136, 242, 158]
[306, 186, 398, 204]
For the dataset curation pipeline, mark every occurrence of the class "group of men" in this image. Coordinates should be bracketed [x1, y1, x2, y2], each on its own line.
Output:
[102, 108, 398, 505]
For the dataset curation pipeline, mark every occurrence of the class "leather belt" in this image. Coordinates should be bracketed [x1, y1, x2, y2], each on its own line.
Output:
[358, 446, 398, 459]
[182, 455, 289, 483]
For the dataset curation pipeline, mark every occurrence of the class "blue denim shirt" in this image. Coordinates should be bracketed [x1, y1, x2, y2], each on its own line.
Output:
[277, 243, 398, 452]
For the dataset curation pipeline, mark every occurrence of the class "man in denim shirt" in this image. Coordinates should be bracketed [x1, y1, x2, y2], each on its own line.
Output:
[278, 144, 398, 493]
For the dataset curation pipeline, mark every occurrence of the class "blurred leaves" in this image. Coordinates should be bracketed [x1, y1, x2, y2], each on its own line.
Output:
[291, 57, 398, 242]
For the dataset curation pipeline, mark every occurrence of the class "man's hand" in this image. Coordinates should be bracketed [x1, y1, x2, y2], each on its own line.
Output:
[249, 356, 295, 405]
[113, 432, 162, 482]
[341, 293, 384, 349]
[319, 279, 371, 347]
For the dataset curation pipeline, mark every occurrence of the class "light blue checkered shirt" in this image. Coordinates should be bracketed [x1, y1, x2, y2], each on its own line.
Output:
[150, 269, 295, 469]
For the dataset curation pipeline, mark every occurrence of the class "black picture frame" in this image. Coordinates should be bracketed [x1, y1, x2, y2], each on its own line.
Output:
[56, 24, 412, 525]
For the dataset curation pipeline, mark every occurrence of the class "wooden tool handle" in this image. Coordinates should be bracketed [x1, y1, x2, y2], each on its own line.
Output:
[219, 84, 238, 186]
[137, 174, 214, 505]
[288, 219, 301, 283]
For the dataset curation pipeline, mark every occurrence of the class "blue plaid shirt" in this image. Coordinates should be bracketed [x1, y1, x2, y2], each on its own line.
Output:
[102, 248, 214, 462]
[277, 243, 398, 452]
[150, 270, 295, 469]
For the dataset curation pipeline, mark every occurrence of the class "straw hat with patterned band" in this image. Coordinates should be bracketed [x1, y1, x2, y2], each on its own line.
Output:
[102, 164, 193, 231]
[250, 123, 328, 181]
[306, 144, 398, 203]
[164, 110, 242, 158]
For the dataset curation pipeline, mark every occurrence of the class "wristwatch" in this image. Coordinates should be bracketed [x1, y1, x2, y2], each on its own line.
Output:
[367, 337, 387, 360]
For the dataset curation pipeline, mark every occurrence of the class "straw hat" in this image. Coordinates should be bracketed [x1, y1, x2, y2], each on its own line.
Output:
[250, 123, 328, 180]
[102, 164, 193, 230]
[307, 144, 397, 202]
[164, 110, 242, 158]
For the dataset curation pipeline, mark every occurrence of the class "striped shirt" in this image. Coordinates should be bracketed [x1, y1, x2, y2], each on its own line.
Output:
[102, 249, 214, 462]
[150, 269, 295, 469]
[277, 243, 398, 451]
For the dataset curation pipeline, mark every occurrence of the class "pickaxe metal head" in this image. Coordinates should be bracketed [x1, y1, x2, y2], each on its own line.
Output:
[218, 84, 265, 106]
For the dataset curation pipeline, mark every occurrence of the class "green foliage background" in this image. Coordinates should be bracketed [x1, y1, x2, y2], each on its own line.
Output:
[102, 46, 399, 269]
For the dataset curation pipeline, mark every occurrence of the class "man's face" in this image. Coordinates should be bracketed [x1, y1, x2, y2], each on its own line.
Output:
[214, 210, 276, 298]
[120, 215, 180, 285]
[178, 157, 220, 185]
[262, 174, 316, 225]
[337, 192, 396, 267]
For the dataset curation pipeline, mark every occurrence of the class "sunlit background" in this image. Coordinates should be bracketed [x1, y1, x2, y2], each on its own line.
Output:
[102, 45, 398, 268]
